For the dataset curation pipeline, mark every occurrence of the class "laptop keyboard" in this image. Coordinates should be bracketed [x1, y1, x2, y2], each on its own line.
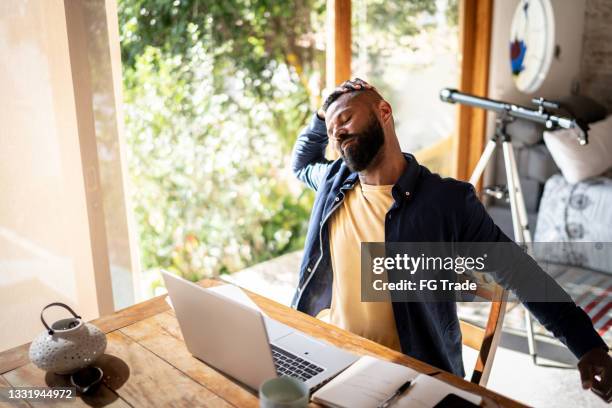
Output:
[271, 344, 324, 382]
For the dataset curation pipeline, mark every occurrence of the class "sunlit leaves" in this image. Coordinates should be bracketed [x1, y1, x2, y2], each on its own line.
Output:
[122, 38, 313, 290]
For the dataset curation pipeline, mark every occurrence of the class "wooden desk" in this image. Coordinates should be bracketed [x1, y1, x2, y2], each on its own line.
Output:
[0, 279, 526, 407]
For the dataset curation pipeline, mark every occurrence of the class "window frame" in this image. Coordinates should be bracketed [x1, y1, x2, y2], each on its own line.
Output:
[326, 0, 493, 182]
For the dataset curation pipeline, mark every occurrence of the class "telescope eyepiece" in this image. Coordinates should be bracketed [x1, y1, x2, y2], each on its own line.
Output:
[439, 88, 456, 103]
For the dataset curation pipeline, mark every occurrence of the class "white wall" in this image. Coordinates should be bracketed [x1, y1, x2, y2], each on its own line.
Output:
[488, 0, 586, 105]
[0, 0, 105, 351]
[0, 0, 134, 351]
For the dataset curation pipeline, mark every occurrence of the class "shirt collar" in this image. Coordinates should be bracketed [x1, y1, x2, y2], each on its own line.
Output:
[341, 153, 421, 201]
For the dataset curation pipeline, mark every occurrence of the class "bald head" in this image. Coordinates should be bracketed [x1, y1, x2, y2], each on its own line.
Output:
[323, 87, 384, 112]
[324, 86, 394, 137]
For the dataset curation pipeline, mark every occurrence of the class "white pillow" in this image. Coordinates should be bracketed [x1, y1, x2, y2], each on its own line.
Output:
[543, 115, 612, 183]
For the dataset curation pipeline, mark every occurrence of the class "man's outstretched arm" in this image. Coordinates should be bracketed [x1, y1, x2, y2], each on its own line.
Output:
[460, 183, 611, 395]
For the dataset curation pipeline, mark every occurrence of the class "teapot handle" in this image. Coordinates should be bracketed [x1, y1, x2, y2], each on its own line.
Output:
[41, 302, 81, 335]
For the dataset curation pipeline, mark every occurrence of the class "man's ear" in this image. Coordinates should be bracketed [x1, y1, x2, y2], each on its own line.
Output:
[378, 100, 393, 124]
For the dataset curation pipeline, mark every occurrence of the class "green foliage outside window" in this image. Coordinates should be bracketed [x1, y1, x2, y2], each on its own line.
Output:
[119, 0, 325, 294]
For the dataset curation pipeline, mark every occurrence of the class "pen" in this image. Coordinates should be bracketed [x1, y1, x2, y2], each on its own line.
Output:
[377, 380, 413, 408]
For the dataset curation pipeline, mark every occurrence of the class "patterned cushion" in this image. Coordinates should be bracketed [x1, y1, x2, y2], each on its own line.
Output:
[534, 173, 612, 274]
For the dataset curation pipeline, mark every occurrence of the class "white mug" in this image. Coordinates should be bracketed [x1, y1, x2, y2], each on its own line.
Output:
[259, 377, 309, 408]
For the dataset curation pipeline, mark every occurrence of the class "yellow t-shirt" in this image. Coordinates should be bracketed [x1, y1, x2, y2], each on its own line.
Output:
[324, 181, 401, 351]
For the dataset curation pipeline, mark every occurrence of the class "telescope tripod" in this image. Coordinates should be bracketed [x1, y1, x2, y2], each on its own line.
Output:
[469, 113, 539, 363]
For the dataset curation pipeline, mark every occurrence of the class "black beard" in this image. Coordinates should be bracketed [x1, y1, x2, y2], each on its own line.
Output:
[340, 116, 385, 172]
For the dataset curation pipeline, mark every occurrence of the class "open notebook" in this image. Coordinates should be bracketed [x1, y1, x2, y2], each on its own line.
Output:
[311, 356, 482, 408]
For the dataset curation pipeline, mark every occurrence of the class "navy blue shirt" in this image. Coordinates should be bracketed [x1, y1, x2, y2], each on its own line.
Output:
[290, 113, 607, 376]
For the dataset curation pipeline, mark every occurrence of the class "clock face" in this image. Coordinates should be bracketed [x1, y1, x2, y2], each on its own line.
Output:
[509, 0, 555, 93]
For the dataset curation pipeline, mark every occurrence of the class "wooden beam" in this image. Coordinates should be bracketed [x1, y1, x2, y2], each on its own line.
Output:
[455, 0, 493, 183]
[326, 0, 352, 90]
[64, 0, 115, 315]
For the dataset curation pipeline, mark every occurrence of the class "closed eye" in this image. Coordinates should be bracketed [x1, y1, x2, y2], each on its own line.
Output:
[338, 112, 352, 127]
[326, 109, 352, 136]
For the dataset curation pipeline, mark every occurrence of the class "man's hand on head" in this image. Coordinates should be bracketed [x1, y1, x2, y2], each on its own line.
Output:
[578, 347, 612, 400]
[317, 78, 375, 120]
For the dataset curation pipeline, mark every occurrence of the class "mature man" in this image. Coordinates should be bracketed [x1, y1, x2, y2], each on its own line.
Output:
[290, 78, 611, 394]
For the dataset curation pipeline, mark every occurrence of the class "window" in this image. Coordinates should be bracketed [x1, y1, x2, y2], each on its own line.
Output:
[119, 0, 326, 297]
[351, 0, 460, 176]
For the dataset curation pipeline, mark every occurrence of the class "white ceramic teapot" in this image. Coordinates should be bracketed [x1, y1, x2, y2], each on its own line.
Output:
[29, 303, 107, 375]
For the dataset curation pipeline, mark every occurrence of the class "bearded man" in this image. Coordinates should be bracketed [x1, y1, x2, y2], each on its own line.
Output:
[290, 78, 611, 395]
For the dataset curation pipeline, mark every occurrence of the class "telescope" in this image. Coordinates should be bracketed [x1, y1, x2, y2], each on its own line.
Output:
[440, 88, 589, 145]
[440, 87, 591, 364]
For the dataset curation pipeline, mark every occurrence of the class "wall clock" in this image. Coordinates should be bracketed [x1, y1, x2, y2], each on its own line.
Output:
[509, 0, 555, 93]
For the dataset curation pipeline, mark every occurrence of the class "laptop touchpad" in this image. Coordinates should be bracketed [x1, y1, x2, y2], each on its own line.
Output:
[273, 332, 326, 358]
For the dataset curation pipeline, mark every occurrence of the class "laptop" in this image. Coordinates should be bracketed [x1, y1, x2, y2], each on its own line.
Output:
[161, 271, 358, 391]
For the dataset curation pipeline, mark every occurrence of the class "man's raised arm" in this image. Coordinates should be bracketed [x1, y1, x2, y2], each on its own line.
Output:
[291, 112, 332, 191]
